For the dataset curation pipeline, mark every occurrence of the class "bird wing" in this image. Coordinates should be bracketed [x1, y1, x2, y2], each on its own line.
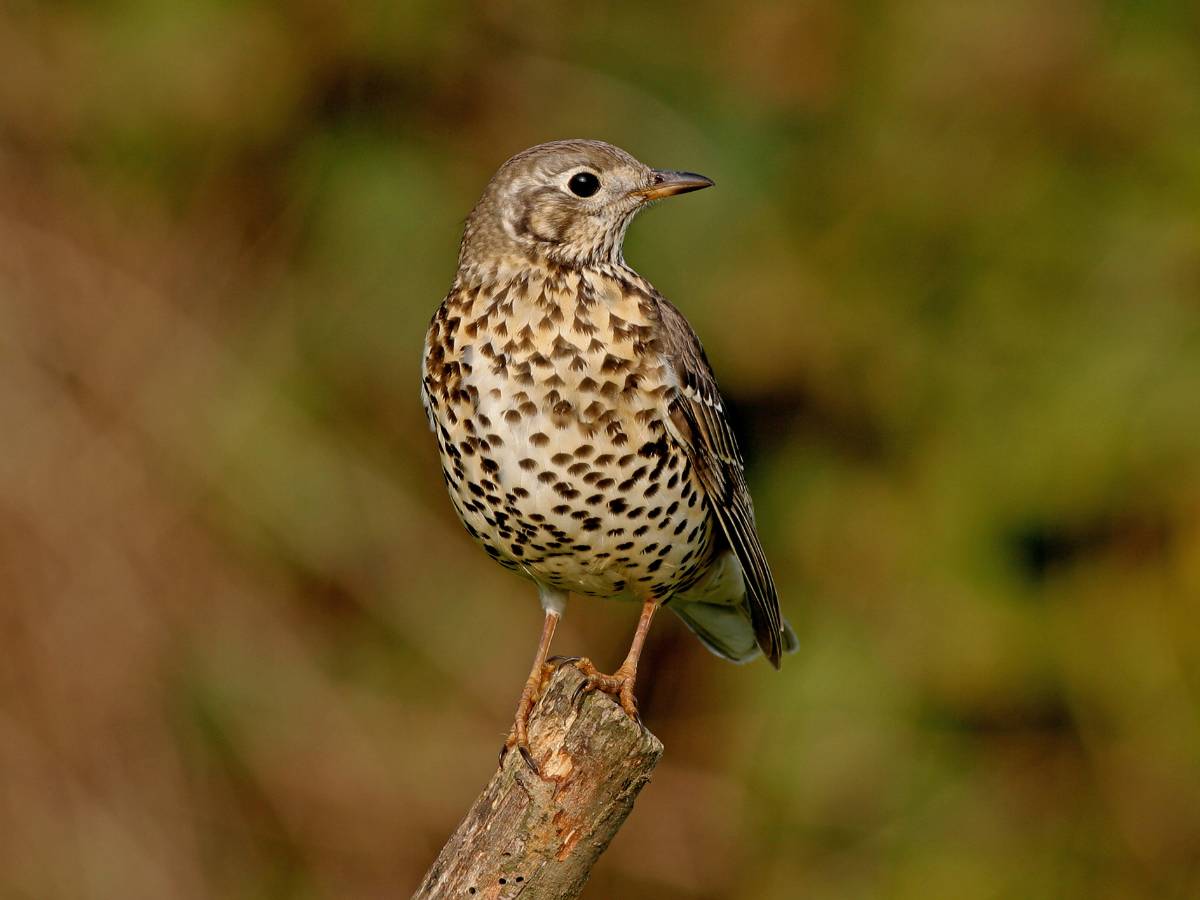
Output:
[653, 294, 786, 667]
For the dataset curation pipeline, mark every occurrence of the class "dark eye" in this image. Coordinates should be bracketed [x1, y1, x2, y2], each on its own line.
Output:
[568, 171, 601, 197]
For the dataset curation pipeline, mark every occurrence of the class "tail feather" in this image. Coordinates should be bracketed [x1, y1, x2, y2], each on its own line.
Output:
[672, 601, 760, 663]
[672, 601, 798, 664]
[670, 550, 797, 664]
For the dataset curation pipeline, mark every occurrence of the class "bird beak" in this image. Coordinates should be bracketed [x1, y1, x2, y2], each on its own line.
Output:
[632, 170, 715, 201]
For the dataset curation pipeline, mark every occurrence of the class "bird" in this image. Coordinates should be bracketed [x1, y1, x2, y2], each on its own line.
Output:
[421, 139, 797, 770]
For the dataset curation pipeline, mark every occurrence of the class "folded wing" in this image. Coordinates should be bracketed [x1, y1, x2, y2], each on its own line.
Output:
[653, 295, 787, 667]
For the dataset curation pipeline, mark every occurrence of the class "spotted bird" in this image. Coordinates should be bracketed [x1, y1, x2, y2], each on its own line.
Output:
[422, 140, 797, 769]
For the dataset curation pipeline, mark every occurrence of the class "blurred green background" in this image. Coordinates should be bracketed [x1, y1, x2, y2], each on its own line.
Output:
[3, 1, 1199, 898]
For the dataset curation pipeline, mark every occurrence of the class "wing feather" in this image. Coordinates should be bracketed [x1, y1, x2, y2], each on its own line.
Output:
[653, 294, 786, 666]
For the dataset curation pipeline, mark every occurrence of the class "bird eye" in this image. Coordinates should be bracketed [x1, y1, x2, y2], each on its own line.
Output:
[568, 171, 601, 197]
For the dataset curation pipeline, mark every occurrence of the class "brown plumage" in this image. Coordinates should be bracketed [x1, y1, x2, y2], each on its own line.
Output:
[421, 139, 796, 770]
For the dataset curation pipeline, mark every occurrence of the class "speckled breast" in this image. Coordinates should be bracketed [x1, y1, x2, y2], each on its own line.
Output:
[423, 260, 716, 601]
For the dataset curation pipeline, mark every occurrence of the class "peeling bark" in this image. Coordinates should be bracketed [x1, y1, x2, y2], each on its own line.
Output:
[413, 665, 664, 899]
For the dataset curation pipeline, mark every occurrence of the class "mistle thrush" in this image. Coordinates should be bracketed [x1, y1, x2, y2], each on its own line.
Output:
[422, 140, 797, 769]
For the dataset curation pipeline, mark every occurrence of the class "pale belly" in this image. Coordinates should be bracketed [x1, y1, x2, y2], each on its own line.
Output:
[437, 367, 716, 602]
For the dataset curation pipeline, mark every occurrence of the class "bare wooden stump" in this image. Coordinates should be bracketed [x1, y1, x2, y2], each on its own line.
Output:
[413, 665, 664, 899]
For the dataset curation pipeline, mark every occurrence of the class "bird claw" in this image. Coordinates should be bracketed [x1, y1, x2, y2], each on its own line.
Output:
[570, 676, 593, 709]
[561, 657, 641, 721]
[498, 735, 541, 776]
[501, 654, 641, 777]
[518, 744, 539, 774]
[499, 659, 559, 778]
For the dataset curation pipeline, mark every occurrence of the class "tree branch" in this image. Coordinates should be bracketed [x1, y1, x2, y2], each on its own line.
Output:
[413, 665, 664, 899]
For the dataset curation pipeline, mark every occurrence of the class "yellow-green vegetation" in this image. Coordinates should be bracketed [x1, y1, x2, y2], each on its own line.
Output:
[1, 2, 1198, 898]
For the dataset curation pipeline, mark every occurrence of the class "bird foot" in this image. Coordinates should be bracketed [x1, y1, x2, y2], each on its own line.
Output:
[565, 657, 640, 721]
[498, 662, 557, 775]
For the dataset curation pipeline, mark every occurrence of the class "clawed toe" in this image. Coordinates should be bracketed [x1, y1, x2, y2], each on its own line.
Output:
[498, 734, 541, 775]
[500, 657, 556, 777]
[500, 599, 656, 778]
[563, 657, 641, 721]
[570, 674, 591, 709]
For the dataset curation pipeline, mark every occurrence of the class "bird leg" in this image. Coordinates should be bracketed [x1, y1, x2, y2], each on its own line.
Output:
[500, 609, 559, 774]
[569, 597, 659, 720]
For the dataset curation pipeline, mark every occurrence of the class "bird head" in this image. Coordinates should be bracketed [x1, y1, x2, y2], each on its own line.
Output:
[459, 139, 713, 270]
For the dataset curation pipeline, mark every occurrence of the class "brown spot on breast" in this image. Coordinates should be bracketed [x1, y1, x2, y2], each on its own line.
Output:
[601, 354, 626, 374]
[552, 336, 579, 358]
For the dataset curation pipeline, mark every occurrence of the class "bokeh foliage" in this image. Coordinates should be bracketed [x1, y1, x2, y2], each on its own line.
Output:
[2, 1, 1199, 897]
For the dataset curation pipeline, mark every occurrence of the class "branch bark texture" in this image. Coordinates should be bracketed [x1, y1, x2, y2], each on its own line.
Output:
[413, 665, 664, 899]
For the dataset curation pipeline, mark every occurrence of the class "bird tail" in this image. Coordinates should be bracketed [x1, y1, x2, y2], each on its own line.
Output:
[669, 550, 798, 664]
[671, 601, 799, 664]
